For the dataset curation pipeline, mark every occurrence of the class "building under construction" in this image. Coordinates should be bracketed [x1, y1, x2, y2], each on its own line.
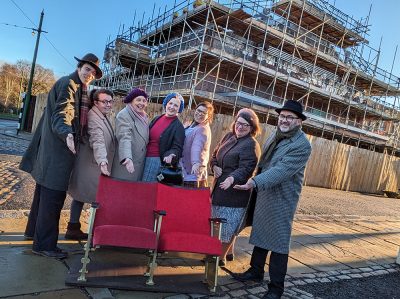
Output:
[97, 0, 400, 154]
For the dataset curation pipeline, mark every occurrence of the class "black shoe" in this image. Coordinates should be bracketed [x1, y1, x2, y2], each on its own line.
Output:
[226, 253, 234, 261]
[65, 222, 88, 240]
[262, 291, 281, 299]
[32, 249, 68, 259]
[233, 268, 264, 282]
[55, 247, 68, 254]
[219, 259, 226, 267]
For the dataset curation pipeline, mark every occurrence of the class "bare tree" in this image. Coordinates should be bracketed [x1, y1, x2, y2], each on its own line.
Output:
[0, 60, 56, 111]
[15, 60, 56, 96]
[0, 63, 18, 109]
[31, 64, 56, 95]
[16, 60, 30, 94]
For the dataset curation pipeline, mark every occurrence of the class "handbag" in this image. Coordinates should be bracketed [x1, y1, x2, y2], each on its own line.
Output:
[157, 163, 183, 186]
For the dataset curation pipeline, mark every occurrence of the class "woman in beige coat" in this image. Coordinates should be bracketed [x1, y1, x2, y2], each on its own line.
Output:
[66, 89, 116, 240]
[111, 88, 149, 181]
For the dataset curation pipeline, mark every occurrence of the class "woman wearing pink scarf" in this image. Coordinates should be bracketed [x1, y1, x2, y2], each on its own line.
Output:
[111, 88, 149, 181]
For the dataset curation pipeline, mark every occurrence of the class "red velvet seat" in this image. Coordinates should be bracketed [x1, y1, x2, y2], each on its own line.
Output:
[158, 231, 221, 256]
[93, 225, 157, 249]
[78, 175, 164, 286]
[156, 183, 223, 291]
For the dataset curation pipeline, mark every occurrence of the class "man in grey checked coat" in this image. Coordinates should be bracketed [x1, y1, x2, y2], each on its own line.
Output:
[233, 100, 312, 299]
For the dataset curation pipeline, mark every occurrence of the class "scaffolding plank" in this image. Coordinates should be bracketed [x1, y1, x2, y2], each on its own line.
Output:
[271, 0, 367, 47]
[139, 2, 230, 45]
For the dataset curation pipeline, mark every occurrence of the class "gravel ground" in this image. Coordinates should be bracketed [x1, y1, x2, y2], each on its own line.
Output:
[297, 271, 400, 299]
[298, 186, 400, 217]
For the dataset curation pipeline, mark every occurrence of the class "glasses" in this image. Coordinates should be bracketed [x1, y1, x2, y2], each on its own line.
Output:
[278, 114, 299, 122]
[96, 99, 114, 105]
[235, 121, 251, 128]
[195, 109, 207, 116]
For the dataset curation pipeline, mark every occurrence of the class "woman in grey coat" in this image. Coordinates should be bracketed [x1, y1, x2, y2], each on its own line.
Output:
[66, 89, 116, 240]
[210, 108, 261, 266]
[111, 88, 149, 181]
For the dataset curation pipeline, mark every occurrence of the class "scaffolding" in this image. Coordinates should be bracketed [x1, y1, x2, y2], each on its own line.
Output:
[97, 0, 400, 154]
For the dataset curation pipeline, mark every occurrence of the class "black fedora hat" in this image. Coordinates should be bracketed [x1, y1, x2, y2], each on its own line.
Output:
[74, 53, 102, 79]
[275, 100, 307, 120]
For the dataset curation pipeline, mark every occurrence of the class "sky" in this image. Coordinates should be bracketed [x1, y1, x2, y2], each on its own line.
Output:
[0, 0, 399, 78]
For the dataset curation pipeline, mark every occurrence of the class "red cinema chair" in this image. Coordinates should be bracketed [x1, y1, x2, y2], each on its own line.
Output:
[78, 175, 165, 285]
[156, 183, 224, 292]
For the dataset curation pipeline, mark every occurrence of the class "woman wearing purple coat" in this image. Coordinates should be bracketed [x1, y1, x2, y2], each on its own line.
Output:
[180, 102, 214, 188]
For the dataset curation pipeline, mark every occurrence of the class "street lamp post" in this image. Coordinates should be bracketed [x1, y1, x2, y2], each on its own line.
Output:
[19, 10, 45, 132]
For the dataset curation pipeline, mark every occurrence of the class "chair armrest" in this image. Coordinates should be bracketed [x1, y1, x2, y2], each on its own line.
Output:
[209, 217, 227, 223]
[154, 209, 167, 216]
[91, 202, 100, 209]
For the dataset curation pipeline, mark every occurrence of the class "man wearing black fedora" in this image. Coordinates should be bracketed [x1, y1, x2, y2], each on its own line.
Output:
[20, 53, 102, 259]
[233, 100, 312, 299]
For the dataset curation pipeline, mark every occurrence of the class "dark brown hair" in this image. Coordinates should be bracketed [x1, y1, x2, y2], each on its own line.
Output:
[231, 108, 261, 137]
[89, 88, 114, 107]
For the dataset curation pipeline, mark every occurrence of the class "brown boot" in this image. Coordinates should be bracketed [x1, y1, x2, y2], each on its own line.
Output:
[65, 222, 88, 240]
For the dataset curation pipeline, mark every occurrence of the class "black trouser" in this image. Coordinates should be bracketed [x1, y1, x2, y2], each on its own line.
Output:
[25, 183, 66, 251]
[24, 184, 41, 237]
[250, 246, 288, 296]
[69, 200, 84, 223]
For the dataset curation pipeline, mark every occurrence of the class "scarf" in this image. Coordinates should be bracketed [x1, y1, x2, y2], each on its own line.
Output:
[79, 84, 90, 138]
[128, 104, 149, 127]
[258, 126, 300, 170]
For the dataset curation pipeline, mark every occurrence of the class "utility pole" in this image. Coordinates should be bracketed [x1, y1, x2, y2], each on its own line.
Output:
[19, 10, 46, 132]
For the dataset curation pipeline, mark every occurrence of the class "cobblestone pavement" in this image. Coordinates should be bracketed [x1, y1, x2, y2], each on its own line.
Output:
[0, 131, 30, 208]
[0, 133, 29, 156]
[0, 160, 22, 205]
[210, 263, 400, 298]
[0, 133, 71, 210]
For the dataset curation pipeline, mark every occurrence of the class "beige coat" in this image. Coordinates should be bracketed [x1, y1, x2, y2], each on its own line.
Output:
[68, 106, 116, 203]
[111, 106, 149, 181]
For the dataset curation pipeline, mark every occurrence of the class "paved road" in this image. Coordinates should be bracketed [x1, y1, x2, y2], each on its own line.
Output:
[0, 118, 19, 134]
